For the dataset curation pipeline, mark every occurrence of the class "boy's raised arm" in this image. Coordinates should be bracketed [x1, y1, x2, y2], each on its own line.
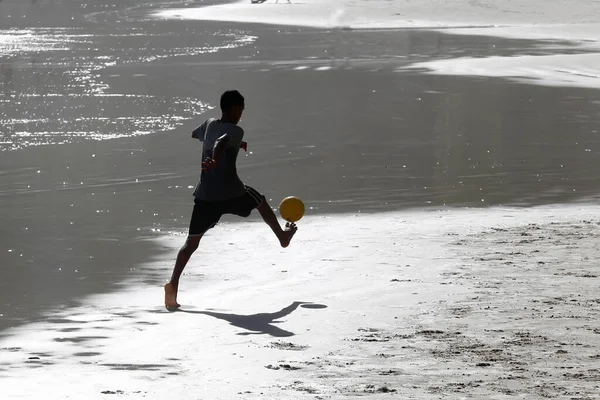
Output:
[192, 120, 208, 140]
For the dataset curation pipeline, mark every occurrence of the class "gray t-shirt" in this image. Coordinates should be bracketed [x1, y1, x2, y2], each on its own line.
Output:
[192, 118, 246, 201]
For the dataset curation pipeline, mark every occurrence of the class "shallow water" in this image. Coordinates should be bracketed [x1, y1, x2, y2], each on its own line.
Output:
[2, 0, 600, 332]
[0, 0, 253, 151]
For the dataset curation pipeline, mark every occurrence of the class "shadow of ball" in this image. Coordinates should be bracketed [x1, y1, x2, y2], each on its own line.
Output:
[300, 303, 327, 309]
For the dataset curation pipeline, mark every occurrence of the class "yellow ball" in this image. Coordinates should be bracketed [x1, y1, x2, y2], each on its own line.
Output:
[278, 196, 305, 223]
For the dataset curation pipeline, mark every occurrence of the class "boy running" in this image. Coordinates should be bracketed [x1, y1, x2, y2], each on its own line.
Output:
[164, 90, 297, 309]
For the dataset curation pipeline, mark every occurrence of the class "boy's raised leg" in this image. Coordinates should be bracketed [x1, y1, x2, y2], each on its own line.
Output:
[164, 235, 202, 309]
[257, 200, 297, 247]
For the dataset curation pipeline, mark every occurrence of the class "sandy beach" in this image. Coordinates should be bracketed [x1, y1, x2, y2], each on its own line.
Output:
[2, 206, 600, 398]
[2, 0, 600, 398]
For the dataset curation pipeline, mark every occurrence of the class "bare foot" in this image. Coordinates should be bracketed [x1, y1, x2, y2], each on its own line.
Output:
[279, 222, 298, 248]
[164, 282, 180, 309]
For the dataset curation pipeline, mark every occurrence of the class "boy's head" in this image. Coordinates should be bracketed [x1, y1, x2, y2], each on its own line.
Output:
[220, 90, 245, 124]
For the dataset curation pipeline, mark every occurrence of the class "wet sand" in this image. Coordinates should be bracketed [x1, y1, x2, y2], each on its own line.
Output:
[2, 0, 600, 333]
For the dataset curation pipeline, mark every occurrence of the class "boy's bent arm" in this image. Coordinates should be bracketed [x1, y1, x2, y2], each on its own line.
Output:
[202, 129, 242, 171]
[211, 134, 230, 164]
[202, 135, 230, 171]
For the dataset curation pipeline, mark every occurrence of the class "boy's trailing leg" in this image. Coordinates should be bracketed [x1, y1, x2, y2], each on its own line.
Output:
[164, 235, 202, 309]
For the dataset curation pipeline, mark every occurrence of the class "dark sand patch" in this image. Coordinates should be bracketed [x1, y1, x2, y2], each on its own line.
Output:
[44, 319, 86, 325]
[54, 336, 109, 343]
[265, 363, 302, 371]
[1, 347, 22, 352]
[102, 363, 168, 371]
[267, 341, 309, 351]
[58, 327, 83, 333]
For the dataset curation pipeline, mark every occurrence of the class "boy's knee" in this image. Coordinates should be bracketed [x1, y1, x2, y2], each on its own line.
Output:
[184, 237, 201, 252]
[257, 196, 268, 209]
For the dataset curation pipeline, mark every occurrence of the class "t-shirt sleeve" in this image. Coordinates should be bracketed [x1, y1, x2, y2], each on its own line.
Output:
[192, 120, 209, 141]
[226, 127, 244, 149]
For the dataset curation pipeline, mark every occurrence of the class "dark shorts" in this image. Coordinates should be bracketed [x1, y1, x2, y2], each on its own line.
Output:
[188, 186, 264, 236]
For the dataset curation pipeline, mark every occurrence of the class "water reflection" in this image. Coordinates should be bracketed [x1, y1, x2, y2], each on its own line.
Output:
[0, 6, 256, 151]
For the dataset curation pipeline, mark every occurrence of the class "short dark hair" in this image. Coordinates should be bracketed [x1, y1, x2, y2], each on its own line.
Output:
[220, 90, 245, 113]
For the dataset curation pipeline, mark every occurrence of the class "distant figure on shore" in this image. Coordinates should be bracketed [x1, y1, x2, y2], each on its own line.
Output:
[251, 0, 291, 3]
[164, 90, 297, 310]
